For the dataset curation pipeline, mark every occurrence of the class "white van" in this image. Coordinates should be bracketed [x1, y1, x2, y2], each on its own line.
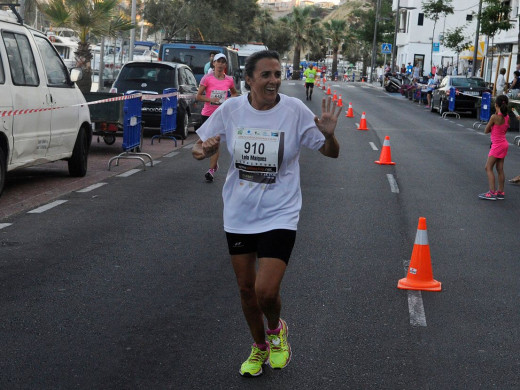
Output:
[0, 9, 92, 197]
[235, 43, 268, 94]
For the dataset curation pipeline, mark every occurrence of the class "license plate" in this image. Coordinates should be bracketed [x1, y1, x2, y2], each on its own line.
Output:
[465, 91, 479, 96]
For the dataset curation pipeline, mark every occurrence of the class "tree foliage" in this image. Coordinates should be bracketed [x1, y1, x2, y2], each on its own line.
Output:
[422, 0, 454, 71]
[442, 26, 471, 71]
[480, 0, 513, 39]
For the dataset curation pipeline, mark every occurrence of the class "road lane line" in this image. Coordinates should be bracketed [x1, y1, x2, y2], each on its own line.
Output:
[28, 200, 68, 214]
[369, 142, 378, 150]
[76, 183, 107, 193]
[457, 124, 464, 127]
[183, 144, 195, 149]
[407, 290, 427, 327]
[0, 223, 12, 230]
[146, 160, 161, 167]
[117, 169, 141, 177]
[386, 174, 399, 193]
[164, 151, 179, 157]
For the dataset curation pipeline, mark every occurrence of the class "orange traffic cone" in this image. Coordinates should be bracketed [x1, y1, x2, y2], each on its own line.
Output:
[374, 136, 395, 164]
[337, 95, 343, 107]
[346, 102, 354, 118]
[398, 217, 441, 292]
[326, 85, 331, 95]
[322, 82, 326, 91]
[332, 90, 337, 101]
[357, 112, 369, 131]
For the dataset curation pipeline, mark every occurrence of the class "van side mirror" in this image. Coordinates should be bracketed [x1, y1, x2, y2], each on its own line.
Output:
[70, 68, 83, 83]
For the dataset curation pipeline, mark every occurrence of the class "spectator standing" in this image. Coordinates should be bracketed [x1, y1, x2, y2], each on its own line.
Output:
[204, 51, 219, 74]
[406, 62, 413, 75]
[479, 95, 510, 200]
[495, 68, 506, 96]
[196, 53, 238, 182]
[192, 50, 341, 377]
[424, 73, 438, 109]
[412, 62, 420, 80]
[510, 70, 520, 97]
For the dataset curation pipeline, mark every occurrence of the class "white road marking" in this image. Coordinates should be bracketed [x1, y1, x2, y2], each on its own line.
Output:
[288, 82, 296, 85]
[457, 124, 464, 127]
[407, 290, 428, 327]
[164, 151, 179, 157]
[117, 169, 141, 177]
[28, 200, 68, 214]
[76, 183, 107, 193]
[183, 144, 195, 149]
[0, 223, 12, 230]
[146, 160, 161, 167]
[369, 142, 378, 150]
[386, 174, 399, 193]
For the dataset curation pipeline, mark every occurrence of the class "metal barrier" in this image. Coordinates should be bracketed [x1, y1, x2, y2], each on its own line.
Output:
[442, 87, 460, 119]
[473, 92, 491, 129]
[151, 88, 179, 146]
[108, 92, 153, 170]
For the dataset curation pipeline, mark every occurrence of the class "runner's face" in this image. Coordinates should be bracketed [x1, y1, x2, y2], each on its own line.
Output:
[214, 58, 227, 73]
[247, 58, 282, 110]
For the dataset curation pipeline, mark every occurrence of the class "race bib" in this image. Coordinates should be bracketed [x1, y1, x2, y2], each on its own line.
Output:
[307, 73, 315, 79]
[210, 89, 227, 105]
[233, 128, 283, 184]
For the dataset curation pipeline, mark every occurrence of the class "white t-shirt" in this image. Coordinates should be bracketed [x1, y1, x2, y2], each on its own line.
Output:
[196, 93, 326, 234]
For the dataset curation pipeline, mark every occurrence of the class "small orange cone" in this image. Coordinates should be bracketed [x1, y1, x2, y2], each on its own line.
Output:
[398, 217, 441, 292]
[326, 85, 331, 95]
[346, 102, 354, 117]
[374, 136, 395, 164]
[357, 112, 369, 130]
[337, 95, 343, 107]
[322, 82, 326, 91]
[332, 90, 337, 101]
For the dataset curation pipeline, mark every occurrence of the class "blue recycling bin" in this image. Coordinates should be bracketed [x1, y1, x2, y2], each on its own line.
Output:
[448, 87, 456, 112]
[480, 92, 491, 122]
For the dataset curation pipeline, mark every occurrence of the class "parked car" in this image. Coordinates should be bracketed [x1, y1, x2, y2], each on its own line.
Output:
[430, 76, 491, 117]
[110, 61, 202, 139]
[158, 41, 242, 92]
[0, 8, 92, 198]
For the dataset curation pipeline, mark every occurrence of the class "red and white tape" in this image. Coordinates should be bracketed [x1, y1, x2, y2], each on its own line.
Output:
[0, 91, 186, 118]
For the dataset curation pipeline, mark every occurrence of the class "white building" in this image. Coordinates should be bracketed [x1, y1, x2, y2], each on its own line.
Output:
[394, 0, 520, 84]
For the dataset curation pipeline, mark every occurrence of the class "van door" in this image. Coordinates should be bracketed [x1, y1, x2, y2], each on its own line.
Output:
[3, 29, 51, 166]
[0, 44, 13, 150]
[33, 34, 80, 158]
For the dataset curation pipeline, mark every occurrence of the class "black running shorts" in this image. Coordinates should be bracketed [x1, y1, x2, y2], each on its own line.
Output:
[305, 82, 314, 89]
[226, 229, 297, 264]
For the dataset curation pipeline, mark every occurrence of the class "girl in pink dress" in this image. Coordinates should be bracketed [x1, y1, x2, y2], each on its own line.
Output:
[479, 95, 509, 200]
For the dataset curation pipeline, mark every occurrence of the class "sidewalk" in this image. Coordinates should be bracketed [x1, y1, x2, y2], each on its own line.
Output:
[0, 132, 197, 220]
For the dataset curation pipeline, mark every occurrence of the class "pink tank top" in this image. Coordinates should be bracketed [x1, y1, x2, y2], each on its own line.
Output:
[491, 113, 509, 144]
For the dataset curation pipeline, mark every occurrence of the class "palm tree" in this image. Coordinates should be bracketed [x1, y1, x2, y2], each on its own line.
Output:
[38, 0, 133, 93]
[323, 20, 347, 76]
[281, 6, 320, 79]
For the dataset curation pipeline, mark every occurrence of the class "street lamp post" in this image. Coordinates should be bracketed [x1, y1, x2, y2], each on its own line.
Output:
[391, 0, 400, 73]
[472, 0, 483, 77]
[370, 0, 382, 83]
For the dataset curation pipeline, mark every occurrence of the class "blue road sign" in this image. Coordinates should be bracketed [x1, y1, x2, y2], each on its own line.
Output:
[433, 42, 440, 52]
[381, 43, 392, 54]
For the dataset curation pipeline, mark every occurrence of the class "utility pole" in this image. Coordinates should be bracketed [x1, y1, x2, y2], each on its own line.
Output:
[391, 0, 400, 73]
[472, 0, 483, 76]
[129, 0, 137, 61]
[370, 0, 382, 83]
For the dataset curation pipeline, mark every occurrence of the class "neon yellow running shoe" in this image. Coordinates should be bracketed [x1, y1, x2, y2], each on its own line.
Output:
[267, 319, 292, 369]
[239, 344, 269, 377]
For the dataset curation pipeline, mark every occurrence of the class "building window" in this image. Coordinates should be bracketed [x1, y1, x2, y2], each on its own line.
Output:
[466, 14, 473, 21]
[418, 13, 424, 26]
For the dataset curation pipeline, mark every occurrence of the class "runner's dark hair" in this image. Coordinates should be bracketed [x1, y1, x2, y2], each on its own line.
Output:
[244, 50, 280, 91]
[496, 94, 509, 116]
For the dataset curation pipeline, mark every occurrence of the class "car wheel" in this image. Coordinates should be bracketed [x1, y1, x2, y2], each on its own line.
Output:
[176, 109, 189, 140]
[0, 147, 6, 198]
[68, 126, 90, 177]
[103, 134, 116, 145]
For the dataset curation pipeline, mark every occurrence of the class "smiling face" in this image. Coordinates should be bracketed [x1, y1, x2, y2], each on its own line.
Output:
[246, 57, 282, 111]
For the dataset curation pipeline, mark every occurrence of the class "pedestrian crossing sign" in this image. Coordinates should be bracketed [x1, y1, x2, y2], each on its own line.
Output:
[381, 43, 392, 54]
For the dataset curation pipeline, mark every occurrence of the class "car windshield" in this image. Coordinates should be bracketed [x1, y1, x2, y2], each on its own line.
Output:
[451, 78, 487, 88]
[162, 48, 213, 76]
[116, 65, 175, 92]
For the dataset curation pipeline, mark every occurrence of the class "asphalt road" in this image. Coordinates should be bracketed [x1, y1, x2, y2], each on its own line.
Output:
[1, 80, 519, 389]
